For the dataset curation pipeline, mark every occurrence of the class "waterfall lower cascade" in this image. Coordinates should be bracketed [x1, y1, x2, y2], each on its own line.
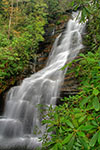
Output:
[0, 12, 85, 150]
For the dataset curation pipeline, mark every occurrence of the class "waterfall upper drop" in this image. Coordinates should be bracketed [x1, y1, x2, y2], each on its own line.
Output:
[0, 12, 86, 150]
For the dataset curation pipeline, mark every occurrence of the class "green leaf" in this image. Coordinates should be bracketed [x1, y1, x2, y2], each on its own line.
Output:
[79, 137, 88, 150]
[51, 143, 62, 150]
[47, 126, 56, 132]
[77, 131, 85, 137]
[72, 119, 79, 128]
[98, 131, 100, 144]
[42, 120, 55, 124]
[79, 53, 85, 58]
[65, 128, 73, 132]
[74, 4, 80, 11]
[71, 1, 74, 7]
[91, 120, 98, 126]
[60, 117, 65, 123]
[56, 143, 62, 149]
[67, 136, 75, 150]
[93, 89, 99, 96]
[78, 115, 86, 123]
[80, 60, 87, 65]
[52, 143, 58, 150]
[80, 96, 92, 107]
[79, 125, 95, 131]
[84, 6, 92, 14]
[81, 8, 87, 22]
[62, 134, 73, 144]
[90, 132, 98, 147]
[66, 120, 74, 128]
[80, 98, 88, 107]
[93, 96, 100, 111]
[43, 141, 55, 147]
[75, 113, 83, 118]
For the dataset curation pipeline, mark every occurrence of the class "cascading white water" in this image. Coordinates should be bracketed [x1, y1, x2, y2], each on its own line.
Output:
[0, 12, 86, 150]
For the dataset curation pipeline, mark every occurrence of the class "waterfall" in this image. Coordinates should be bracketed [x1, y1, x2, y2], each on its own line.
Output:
[0, 12, 85, 150]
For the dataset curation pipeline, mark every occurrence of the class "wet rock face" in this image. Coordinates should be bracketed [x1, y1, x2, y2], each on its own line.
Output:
[37, 24, 80, 102]
[0, 91, 6, 114]
[37, 17, 69, 71]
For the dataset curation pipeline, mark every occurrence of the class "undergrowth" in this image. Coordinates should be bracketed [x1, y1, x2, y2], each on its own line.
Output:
[41, 0, 100, 149]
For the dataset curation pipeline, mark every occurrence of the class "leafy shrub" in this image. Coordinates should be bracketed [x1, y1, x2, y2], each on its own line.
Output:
[41, 48, 100, 150]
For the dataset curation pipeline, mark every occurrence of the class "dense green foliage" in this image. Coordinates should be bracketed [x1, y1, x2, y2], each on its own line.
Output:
[41, 0, 100, 149]
[0, 0, 72, 92]
[0, 0, 47, 90]
[45, 0, 73, 19]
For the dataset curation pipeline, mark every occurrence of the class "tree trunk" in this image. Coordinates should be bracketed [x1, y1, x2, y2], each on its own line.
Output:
[8, 0, 14, 39]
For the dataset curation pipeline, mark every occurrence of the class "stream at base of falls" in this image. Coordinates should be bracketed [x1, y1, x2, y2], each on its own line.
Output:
[0, 11, 86, 150]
